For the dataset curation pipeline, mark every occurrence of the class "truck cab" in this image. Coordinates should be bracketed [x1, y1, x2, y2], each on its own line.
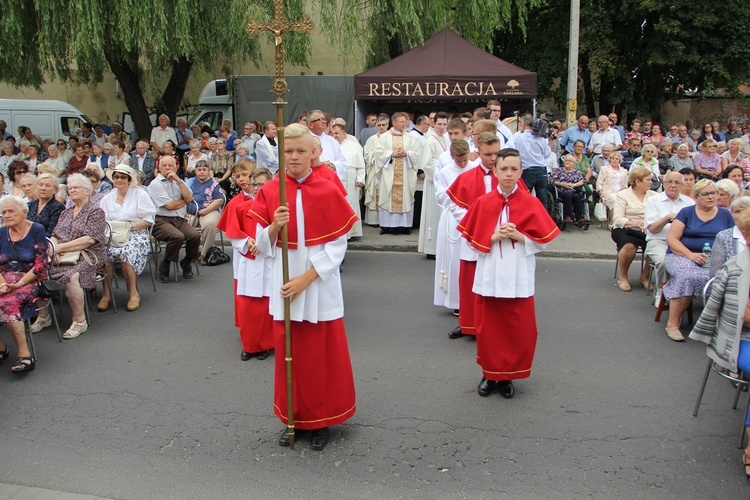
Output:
[190, 80, 232, 131]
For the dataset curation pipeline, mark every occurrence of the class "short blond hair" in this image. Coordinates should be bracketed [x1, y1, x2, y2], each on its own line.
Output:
[629, 166, 652, 185]
[284, 123, 311, 140]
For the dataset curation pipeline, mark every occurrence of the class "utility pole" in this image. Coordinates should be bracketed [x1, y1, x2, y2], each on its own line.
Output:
[566, 0, 580, 126]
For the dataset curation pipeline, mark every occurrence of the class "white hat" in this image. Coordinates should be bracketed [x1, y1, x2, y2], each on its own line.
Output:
[106, 164, 138, 188]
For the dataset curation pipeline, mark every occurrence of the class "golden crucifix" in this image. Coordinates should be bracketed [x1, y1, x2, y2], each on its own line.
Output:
[246, 0, 313, 452]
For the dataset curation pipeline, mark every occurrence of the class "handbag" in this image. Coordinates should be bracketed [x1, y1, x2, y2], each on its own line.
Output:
[624, 227, 647, 239]
[594, 201, 607, 221]
[57, 248, 97, 266]
[106, 221, 132, 248]
[205, 246, 230, 266]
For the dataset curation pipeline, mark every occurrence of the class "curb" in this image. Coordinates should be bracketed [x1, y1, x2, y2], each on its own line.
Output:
[347, 244, 614, 260]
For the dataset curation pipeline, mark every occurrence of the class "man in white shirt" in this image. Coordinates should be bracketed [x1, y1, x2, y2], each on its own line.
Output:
[487, 99, 514, 148]
[644, 170, 695, 295]
[255, 121, 279, 175]
[150, 114, 178, 154]
[307, 110, 347, 181]
[587, 115, 623, 155]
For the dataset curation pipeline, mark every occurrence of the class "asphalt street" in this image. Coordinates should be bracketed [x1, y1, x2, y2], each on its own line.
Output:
[1, 251, 749, 499]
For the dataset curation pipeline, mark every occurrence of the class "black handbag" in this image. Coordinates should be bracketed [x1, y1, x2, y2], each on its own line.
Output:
[205, 246, 230, 266]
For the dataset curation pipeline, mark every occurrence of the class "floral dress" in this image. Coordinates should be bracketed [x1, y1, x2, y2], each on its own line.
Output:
[0, 223, 48, 322]
[50, 202, 107, 288]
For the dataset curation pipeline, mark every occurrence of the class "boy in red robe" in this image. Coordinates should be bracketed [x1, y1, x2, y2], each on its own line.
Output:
[459, 148, 560, 398]
[249, 123, 358, 451]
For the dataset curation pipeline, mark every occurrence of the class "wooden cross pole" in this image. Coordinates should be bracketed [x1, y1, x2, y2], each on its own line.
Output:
[246, 0, 313, 451]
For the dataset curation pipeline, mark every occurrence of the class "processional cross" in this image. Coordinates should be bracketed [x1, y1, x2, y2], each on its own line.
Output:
[246, 0, 313, 451]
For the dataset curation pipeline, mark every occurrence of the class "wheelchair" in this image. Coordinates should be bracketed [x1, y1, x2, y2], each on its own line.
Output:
[546, 179, 590, 231]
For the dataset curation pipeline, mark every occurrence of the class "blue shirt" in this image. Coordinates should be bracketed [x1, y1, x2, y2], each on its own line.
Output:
[513, 130, 551, 169]
[668, 205, 734, 253]
[224, 134, 238, 152]
[559, 126, 592, 153]
[620, 149, 641, 170]
[186, 177, 221, 215]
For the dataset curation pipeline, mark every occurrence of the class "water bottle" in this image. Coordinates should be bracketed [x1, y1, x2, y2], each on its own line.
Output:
[702, 242, 711, 269]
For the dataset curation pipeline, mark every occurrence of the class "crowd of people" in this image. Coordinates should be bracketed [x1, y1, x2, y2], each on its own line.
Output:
[2, 105, 750, 464]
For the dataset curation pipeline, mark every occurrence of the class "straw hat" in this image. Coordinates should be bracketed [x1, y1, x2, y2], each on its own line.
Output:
[106, 164, 138, 188]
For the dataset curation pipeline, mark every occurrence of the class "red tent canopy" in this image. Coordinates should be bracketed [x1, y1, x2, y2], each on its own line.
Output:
[354, 28, 537, 101]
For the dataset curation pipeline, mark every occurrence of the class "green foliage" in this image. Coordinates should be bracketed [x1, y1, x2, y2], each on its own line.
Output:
[314, 0, 534, 68]
[495, 0, 750, 116]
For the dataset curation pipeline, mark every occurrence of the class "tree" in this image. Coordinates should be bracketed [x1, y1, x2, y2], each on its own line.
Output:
[0, 0, 311, 138]
[494, 0, 750, 119]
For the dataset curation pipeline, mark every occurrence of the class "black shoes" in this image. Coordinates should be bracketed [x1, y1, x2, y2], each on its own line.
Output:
[256, 349, 272, 360]
[159, 260, 171, 283]
[448, 325, 464, 339]
[241, 349, 272, 361]
[278, 427, 329, 450]
[477, 378, 496, 397]
[453, 309, 460, 317]
[180, 258, 194, 279]
[498, 381, 515, 399]
[478, 378, 515, 398]
[278, 427, 291, 447]
[241, 350, 252, 361]
[311, 428, 329, 451]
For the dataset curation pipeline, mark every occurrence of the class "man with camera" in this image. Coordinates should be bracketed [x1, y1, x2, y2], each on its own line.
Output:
[512, 114, 552, 206]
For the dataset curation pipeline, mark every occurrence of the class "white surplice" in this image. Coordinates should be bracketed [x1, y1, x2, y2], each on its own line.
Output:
[471, 186, 547, 299]
[418, 130, 447, 255]
[339, 137, 365, 237]
[256, 181, 347, 322]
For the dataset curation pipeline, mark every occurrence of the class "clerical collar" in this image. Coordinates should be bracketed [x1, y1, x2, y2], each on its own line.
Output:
[497, 184, 518, 197]
[267, 137, 277, 146]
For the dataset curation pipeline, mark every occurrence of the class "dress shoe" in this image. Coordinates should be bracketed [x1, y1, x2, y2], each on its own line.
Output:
[453, 309, 460, 317]
[379, 228, 390, 235]
[498, 381, 515, 399]
[448, 325, 464, 339]
[241, 350, 252, 361]
[311, 427, 329, 451]
[180, 258, 194, 279]
[159, 260, 171, 283]
[256, 349, 272, 360]
[126, 295, 140, 311]
[278, 427, 290, 447]
[477, 378, 497, 397]
[97, 297, 110, 312]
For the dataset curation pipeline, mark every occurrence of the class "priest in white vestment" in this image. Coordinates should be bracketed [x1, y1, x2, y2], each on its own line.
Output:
[418, 112, 449, 256]
[362, 117, 388, 226]
[373, 112, 421, 233]
[333, 123, 365, 237]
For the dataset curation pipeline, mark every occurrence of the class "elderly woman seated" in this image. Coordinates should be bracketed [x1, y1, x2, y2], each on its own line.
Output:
[0, 196, 48, 373]
[19, 174, 37, 202]
[611, 167, 656, 291]
[31, 173, 107, 339]
[709, 196, 750, 277]
[597, 151, 630, 225]
[66, 166, 110, 208]
[715, 178, 740, 208]
[551, 154, 587, 226]
[27, 173, 65, 237]
[689, 209, 750, 481]
[662, 179, 735, 341]
[97, 165, 156, 312]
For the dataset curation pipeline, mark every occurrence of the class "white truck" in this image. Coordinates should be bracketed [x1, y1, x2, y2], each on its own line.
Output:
[0, 99, 92, 140]
[191, 76, 355, 131]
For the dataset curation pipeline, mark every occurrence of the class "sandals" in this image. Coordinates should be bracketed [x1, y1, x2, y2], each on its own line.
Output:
[11, 356, 35, 373]
[744, 451, 750, 482]
[641, 280, 653, 291]
[617, 280, 632, 292]
[97, 297, 111, 312]
[62, 320, 88, 339]
[30, 315, 52, 333]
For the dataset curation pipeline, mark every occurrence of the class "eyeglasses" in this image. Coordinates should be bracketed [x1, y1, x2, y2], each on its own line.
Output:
[57, 142, 66, 146]
[309, 118, 327, 123]
[67, 185, 84, 191]
[250, 182, 265, 188]
[112, 174, 130, 180]
[697, 191, 718, 197]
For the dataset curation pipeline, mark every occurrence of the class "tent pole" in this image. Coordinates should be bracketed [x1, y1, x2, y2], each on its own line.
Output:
[532, 99, 537, 118]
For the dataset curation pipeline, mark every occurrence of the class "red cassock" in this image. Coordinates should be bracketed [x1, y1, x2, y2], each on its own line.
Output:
[445, 166, 498, 335]
[217, 192, 274, 353]
[248, 173, 358, 430]
[311, 163, 348, 197]
[459, 187, 560, 381]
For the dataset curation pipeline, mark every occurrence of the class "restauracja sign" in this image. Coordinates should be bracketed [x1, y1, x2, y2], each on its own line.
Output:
[365, 80, 524, 98]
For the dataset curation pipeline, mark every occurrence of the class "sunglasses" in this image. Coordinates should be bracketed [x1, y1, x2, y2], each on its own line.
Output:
[112, 174, 130, 180]
[309, 118, 327, 124]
